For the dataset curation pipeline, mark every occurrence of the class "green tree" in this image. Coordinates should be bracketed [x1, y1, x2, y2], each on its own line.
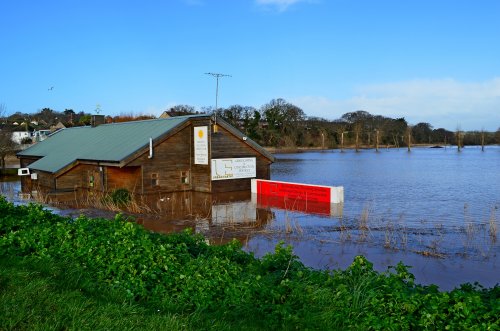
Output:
[78, 114, 91, 125]
[431, 128, 454, 145]
[168, 105, 197, 116]
[218, 105, 244, 129]
[412, 122, 433, 144]
[63, 109, 75, 125]
[341, 111, 373, 151]
[37, 108, 57, 124]
[261, 98, 305, 147]
[385, 118, 408, 147]
[242, 108, 261, 142]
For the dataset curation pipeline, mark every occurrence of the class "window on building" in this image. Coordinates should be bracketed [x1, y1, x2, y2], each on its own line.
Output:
[181, 171, 189, 184]
[151, 173, 159, 187]
[89, 175, 94, 187]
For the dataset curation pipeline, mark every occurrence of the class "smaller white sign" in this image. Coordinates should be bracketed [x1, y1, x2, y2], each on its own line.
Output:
[18, 168, 30, 176]
[211, 157, 256, 181]
[194, 126, 208, 165]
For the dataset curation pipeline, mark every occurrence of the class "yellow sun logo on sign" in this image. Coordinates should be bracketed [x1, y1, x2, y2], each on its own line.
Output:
[198, 129, 204, 139]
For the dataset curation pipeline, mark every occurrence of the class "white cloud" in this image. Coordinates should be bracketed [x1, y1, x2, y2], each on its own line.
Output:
[255, 0, 311, 12]
[291, 78, 500, 131]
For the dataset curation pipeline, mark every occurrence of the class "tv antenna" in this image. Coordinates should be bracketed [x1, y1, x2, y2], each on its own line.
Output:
[205, 72, 231, 121]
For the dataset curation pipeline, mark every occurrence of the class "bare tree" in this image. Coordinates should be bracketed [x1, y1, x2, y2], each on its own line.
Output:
[374, 129, 381, 152]
[405, 125, 413, 152]
[456, 126, 463, 152]
[332, 120, 348, 152]
[353, 122, 362, 152]
[0, 131, 17, 170]
[0, 103, 19, 170]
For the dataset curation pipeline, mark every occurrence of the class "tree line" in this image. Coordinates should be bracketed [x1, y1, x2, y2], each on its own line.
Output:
[204, 99, 500, 149]
[2, 100, 500, 151]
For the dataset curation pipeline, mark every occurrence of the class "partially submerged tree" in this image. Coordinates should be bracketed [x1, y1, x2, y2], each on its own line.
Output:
[0, 104, 17, 170]
[0, 131, 17, 170]
[456, 126, 463, 151]
[405, 125, 413, 151]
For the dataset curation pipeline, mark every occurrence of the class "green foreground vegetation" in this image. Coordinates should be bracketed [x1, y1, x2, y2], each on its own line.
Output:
[1, 197, 499, 330]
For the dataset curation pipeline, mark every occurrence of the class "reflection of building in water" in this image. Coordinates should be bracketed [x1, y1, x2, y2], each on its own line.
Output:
[137, 191, 274, 246]
[212, 201, 260, 225]
[252, 193, 343, 218]
[18, 188, 274, 246]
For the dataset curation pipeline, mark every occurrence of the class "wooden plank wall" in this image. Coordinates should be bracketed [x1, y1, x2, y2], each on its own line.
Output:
[189, 119, 212, 192]
[18, 157, 39, 191]
[106, 166, 141, 193]
[19, 156, 40, 168]
[128, 122, 200, 194]
[210, 124, 272, 193]
[56, 164, 94, 191]
[19, 157, 56, 191]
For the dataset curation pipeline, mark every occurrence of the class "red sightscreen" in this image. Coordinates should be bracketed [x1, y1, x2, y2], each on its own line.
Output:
[253, 179, 333, 215]
[257, 180, 332, 203]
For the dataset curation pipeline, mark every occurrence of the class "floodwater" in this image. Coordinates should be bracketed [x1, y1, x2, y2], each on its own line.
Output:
[2, 146, 499, 290]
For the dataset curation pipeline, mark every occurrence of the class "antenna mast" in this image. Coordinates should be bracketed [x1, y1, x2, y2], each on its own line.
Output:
[205, 72, 231, 124]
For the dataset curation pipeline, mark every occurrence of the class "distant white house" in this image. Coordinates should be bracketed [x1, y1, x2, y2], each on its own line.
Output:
[11, 131, 31, 144]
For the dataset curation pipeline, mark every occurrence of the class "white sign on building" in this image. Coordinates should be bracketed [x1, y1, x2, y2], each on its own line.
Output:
[194, 126, 208, 165]
[211, 157, 256, 181]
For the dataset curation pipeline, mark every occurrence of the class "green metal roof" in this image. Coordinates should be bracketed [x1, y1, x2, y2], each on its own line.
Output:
[18, 115, 200, 174]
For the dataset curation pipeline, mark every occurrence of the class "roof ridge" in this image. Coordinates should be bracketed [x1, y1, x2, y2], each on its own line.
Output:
[96, 114, 210, 128]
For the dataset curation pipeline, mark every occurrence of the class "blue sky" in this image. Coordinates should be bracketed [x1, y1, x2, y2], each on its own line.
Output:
[1, 0, 499, 131]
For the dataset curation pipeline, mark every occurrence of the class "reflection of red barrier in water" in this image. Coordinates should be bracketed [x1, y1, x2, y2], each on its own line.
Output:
[255, 193, 332, 215]
[251, 179, 344, 216]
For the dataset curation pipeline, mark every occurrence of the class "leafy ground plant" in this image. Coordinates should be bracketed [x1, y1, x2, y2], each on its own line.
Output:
[0, 196, 499, 330]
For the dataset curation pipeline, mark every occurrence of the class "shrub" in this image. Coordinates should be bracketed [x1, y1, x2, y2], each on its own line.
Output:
[110, 188, 131, 205]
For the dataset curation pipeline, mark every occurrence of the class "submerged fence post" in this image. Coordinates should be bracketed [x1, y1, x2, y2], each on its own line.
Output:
[406, 127, 412, 152]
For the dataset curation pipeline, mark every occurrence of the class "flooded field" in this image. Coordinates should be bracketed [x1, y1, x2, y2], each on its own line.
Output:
[2, 146, 499, 290]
